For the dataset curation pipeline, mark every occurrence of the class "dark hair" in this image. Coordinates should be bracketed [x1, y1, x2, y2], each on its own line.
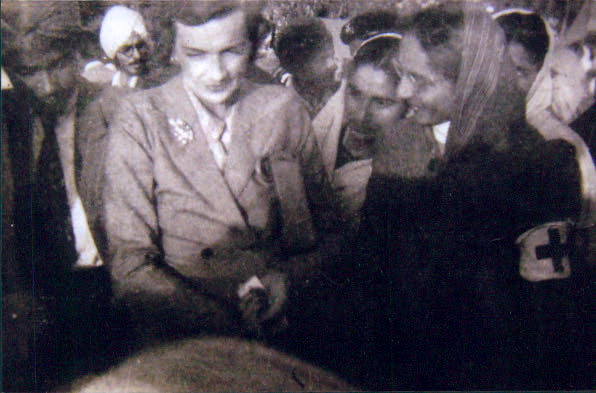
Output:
[173, 0, 264, 58]
[274, 18, 333, 74]
[404, 5, 464, 83]
[496, 13, 549, 67]
[411, 7, 463, 50]
[174, 0, 239, 26]
[350, 36, 401, 83]
[2, 1, 88, 72]
[340, 10, 398, 45]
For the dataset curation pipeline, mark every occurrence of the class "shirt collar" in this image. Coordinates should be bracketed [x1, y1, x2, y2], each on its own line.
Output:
[432, 121, 451, 145]
[183, 82, 232, 143]
[112, 70, 139, 88]
[1, 67, 13, 90]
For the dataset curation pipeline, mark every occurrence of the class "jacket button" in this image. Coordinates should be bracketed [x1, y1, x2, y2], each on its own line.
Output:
[201, 248, 214, 259]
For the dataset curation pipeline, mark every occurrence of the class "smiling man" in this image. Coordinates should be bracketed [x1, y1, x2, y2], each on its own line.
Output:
[95, 5, 152, 88]
[275, 18, 341, 117]
[103, 1, 338, 341]
[77, 6, 154, 266]
[313, 34, 406, 226]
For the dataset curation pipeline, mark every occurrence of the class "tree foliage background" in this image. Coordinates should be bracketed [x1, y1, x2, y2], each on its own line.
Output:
[75, 0, 587, 67]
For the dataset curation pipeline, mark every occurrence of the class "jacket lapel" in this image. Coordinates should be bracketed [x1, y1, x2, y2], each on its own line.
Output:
[159, 77, 247, 225]
[222, 82, 260, 198]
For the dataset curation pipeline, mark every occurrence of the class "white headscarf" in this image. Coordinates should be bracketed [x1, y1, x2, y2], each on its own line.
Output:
[446, 3, 507, 156]
[523, 2, 596, 226]
[99, 5, 149, 59]
[526, 2, 595, 125]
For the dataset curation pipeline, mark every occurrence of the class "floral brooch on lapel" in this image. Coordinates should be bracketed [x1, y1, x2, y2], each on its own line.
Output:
[168, 118, 194, 146]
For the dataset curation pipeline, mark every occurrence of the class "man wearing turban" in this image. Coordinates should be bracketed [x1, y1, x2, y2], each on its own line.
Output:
[76, 6, 153, 269]
[83, 5, 151, 89]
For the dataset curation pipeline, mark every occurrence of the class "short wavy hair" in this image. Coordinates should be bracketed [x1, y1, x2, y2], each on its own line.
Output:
[349, 35, 401, 84]
[340, 10, 399, 46]
[405, 4, 465, 83]
[172, 0, 265, 60]
[274, 18, 333, 74]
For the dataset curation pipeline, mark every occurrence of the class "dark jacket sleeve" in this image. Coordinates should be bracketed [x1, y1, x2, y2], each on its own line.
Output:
[103, 97, 239, 337]
[75, 86, 119, 260]
[514, 137, 582, 232]
[424, 135, 582, 328]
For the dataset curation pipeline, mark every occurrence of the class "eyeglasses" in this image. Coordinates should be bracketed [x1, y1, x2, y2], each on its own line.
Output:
[390, 58, 420, 84]
[118, 41, 150, 58]
[395, 66, 438, 90]
[396, 68, 418, 85]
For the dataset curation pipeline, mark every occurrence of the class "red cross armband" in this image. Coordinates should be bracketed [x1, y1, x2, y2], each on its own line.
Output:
[515, 221, 573, 282]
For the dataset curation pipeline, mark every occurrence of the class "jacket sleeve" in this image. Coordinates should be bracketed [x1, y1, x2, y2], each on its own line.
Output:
[292, 97, 343, 233]
[103, 98, 238, 337]
[517, 139, 582, 230]
[270, 94, 346, 287]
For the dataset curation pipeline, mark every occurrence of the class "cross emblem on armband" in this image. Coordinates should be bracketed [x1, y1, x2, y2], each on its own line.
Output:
[535, 228, 570, 273]
[516, 221, 573, 282]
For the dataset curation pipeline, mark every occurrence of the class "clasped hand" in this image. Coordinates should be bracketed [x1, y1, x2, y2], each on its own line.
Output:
[238, 272, 288, 337]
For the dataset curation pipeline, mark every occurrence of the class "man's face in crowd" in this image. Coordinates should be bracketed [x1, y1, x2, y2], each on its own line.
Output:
[345, 62, 405, 137]
[395, 33, 456, 126]
[174, 9, 251, 109]
[22, 63, 76, 99]
[551, 34, 596, 123]
[571, 34, 596, 113]
[507, 40, 541, 95]
[114, 32, 150, 76]
[300, 41, 339, 85]
[254, 30, 280, 75]
[21, 58, 79, 114]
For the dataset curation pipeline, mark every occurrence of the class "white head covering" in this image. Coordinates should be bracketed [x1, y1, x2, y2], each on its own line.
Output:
[520, 2, 596, 226]
[100, 5, 149, 59]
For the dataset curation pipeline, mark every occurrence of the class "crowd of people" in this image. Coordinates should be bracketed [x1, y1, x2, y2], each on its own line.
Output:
[2, 0, 594, 391]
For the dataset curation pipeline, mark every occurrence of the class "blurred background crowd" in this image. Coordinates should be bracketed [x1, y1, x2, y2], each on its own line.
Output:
[2, 0, 593, 392]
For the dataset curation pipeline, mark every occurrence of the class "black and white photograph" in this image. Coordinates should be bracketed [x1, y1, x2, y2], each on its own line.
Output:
[1, 0, 594, 391]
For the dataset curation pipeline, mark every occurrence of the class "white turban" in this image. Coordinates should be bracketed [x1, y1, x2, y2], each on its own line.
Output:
[100, 5, 149, 59]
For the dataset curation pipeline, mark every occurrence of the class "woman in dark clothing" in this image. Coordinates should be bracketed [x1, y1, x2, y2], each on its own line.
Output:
[353, 3, 590, 389]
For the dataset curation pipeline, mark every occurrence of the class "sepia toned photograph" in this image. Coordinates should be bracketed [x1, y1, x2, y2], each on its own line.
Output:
[1, 0, 594, 391]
